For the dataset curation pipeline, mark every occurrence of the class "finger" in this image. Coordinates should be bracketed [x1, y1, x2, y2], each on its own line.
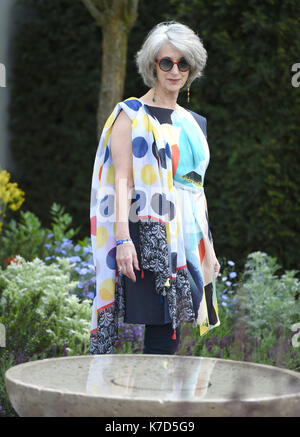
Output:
[125, 261, 136, 282]
[132, 252, 140, 271]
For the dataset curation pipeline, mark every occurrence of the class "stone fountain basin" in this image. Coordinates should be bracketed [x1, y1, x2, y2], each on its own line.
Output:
[5, 354, 300, 417]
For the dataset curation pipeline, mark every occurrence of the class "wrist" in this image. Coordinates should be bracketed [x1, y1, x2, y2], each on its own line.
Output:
[116, 237, 132, 246]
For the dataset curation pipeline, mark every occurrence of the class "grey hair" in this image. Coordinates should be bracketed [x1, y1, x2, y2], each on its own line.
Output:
[135, 21, 207, 89]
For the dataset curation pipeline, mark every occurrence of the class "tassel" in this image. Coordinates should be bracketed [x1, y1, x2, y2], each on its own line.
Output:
[172, 329, 177, 340]
[141, 268, 144, 279]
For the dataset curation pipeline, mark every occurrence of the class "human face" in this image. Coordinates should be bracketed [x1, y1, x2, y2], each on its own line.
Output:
[155, 43, 190, 95]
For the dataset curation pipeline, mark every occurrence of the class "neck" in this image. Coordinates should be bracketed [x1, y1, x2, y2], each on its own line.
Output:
[143, 86, 179, 109]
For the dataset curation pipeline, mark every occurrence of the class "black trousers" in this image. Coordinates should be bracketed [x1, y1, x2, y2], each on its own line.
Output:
[143, 323, 181, 355]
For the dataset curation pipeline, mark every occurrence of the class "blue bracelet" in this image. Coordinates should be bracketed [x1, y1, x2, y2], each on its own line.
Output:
[116, 238, 132, 246]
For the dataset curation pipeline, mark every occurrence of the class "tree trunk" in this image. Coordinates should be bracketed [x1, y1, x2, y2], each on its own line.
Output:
[98, 20, 128, 140]
[81, 0, 139, 140]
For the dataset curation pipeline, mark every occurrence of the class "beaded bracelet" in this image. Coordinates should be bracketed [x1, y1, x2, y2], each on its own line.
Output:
[116, 238, 132, 246]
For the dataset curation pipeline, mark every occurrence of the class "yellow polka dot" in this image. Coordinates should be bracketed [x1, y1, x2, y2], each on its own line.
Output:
[113, 222, 116, 235]
[96, 226, 108, 248]
[106, 165, 115, 185]
[132, 117, 138, 130]
[143, 114, 159, 140]
[104, 126, 112, 147]
[140, 164, 157, 185]
[165, 222, 171, 244]
[167, 171, 173, 191]
[99, 278, 115, 301]
[104, 112, 115, 130]
[176, 215, 181, 236]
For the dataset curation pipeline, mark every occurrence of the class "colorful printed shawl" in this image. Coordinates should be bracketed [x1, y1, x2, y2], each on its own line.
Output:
[89, 97, 220, 354]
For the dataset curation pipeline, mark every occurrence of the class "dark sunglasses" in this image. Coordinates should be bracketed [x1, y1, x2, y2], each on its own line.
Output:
[156, 57, 190, 72]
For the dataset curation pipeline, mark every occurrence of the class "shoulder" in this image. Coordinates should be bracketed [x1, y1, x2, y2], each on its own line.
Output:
[121, 97, 143, 112]
[187, 109, 207, 139]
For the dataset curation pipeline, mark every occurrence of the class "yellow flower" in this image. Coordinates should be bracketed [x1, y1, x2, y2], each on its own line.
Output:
[0, 169, 25, 231]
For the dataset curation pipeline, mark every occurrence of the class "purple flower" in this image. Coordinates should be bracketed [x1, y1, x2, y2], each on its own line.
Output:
[220, 337, 228, 348]
[275, 325, 282, 339]
[83, 246, 92, 254]
[68, 255, 82, 264]
[228, 260, 235, 266]
[229, 272, 237, 279]
[62, 342, 69, 356]
[207, 341, 213, 352]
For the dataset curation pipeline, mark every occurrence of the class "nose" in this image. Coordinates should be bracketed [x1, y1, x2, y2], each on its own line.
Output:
[170, 63, 180, 73]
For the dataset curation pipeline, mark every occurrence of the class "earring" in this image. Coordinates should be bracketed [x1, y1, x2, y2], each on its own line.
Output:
[187, 79, 190, 103]
[152, 78, 157, 102]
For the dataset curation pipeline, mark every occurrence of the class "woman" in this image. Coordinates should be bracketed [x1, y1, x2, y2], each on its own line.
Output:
[89, 21, 221, 355]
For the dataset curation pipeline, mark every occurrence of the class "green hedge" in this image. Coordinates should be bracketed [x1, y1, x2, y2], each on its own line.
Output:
[8, 0, 300, 272]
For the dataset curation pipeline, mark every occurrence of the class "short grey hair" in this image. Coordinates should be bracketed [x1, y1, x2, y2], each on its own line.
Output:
[135, 21, 208, 89]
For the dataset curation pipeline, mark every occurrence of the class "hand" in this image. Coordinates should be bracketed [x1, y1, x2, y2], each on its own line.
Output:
[116, 241, 140, 282]
[213, 254, 221, 279]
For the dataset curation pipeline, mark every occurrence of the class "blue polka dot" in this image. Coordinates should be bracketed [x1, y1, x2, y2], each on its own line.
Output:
[100, 195, 114, 217]
[124, 99, 142, 111]
[106, 247, 116, 270]
[132, 137, 148, 158]
[158, 149, 167, 169]
[104, 147, 109, 163]
[165, 143, 172, 159]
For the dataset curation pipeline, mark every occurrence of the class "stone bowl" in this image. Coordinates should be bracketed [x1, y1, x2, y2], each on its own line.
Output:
[5, 354, 300, 417]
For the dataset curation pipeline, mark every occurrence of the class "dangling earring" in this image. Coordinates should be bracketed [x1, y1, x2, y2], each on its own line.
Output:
[187, 78, 190, 103]
[152, 77, 157, 103]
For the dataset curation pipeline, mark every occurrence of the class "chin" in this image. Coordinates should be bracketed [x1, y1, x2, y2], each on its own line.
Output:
[164, 82, 183, 92]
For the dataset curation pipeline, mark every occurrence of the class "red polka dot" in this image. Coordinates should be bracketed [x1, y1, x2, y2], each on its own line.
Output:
[90, 216, 96, 235]
[198, 238, 205, 264]
[172, 144, 180, 176]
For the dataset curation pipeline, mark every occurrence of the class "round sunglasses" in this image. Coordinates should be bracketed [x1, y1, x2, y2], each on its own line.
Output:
[156, 57, 190, 72]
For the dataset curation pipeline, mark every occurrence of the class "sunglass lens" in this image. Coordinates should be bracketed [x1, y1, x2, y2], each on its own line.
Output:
[178, 59, 190, 71]
[159, 58, 173, 71]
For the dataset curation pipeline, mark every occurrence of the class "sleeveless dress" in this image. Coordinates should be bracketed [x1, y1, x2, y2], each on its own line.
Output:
[123, 104, 218, 328]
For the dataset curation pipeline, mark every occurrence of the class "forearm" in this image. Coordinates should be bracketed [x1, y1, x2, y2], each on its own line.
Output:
[114, 175, 134, 240]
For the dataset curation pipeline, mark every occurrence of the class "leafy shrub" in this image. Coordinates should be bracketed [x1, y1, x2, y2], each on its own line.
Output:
[236, 251, 300, 340]
[0, 256, 92, 359]
[178, 252, 300, 372]
[0, 203, 80, 269]
[43, 235, 95, 302]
